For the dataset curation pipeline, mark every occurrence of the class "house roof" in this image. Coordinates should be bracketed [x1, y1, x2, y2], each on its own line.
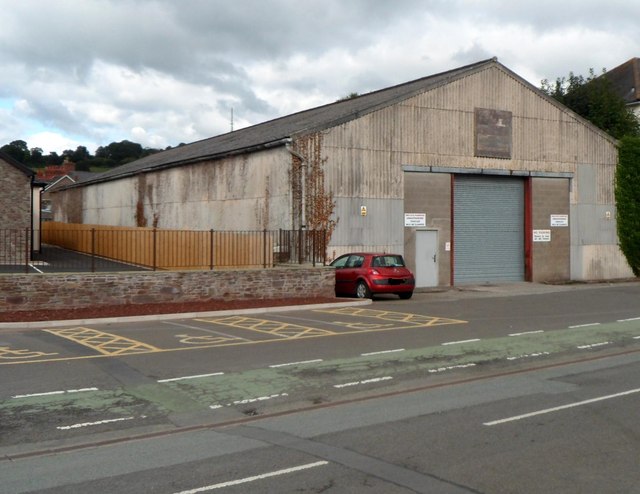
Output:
[604, 57, 640, 104]
[77, 58, 500, 186]
[71, 56, 614, 188]
[43, 171, 98, 191]
[0, 150, 34, 178]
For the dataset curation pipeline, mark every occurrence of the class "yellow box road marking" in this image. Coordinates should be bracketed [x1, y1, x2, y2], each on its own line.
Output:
[315, 307, 467, 327]
[176, 334, 244, 345]
[196, 315, 336, 339]
[45, 327, 161, 356]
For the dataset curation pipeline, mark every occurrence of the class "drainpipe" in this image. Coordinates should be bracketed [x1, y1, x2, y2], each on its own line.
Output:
[286, 144, 307, 230]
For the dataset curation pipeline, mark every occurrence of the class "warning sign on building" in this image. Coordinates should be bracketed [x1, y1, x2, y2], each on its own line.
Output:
[533, 229, 551, 242]
[404, 213, 426, 227]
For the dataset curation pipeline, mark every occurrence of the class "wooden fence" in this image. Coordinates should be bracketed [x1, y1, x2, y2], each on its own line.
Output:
[41, 222, 274, 270]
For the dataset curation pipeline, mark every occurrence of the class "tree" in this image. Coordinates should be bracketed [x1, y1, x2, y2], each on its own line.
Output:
[336, 92, 360, 102]
[615, 136, 640, 276]
[96, 140, 144, 165]
[44, 151, 63, 166]
[28, 147, 45, 168]
[541, 69, 640, 139]
[1, 140, 30, 163]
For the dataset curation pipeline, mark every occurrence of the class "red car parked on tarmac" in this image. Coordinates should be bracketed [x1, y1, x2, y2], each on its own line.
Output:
[330, 253, 415, 299]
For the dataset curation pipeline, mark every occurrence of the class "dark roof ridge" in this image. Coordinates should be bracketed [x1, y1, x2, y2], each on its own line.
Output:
[71, 58, 501, 187]
[0, 150, 34, 177]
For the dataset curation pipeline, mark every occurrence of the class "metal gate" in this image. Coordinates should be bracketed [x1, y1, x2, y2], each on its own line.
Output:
[453, 175, 524, 284]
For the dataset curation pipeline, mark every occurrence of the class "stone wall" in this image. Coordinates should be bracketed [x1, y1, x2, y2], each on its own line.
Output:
[0, 161, 32, 264]
[0, 160, 32, 230]
[0, 267, 335, 313]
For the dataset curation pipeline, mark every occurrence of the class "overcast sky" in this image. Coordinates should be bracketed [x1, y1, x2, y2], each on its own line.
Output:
[1, 0, 638, 155]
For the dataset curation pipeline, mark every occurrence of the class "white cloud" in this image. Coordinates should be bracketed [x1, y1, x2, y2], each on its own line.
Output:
[0, 0, 638, 154]
[27, 131, 97, 156]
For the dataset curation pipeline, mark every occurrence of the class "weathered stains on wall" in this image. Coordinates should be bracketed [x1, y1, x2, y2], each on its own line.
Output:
[531, 178, 570, 282]
[402, 172, 452, 285]
[321, 64, 623, 280]
[60, 147, 293, 231]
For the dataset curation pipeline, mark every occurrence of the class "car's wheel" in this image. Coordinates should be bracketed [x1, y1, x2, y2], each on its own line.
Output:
[355, 280, 371, 299]
[398, 292, 413, 300]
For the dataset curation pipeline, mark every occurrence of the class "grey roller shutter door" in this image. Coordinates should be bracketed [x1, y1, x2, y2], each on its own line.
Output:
[454, 176, 524, 283]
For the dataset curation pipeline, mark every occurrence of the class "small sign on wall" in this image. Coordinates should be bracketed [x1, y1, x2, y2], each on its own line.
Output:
[533, 229, 551, 242]
[550, 214, 568, 227]
[404, 213, 426, 227]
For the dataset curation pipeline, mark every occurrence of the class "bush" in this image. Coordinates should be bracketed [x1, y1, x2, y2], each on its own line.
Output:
[615, 136, 640, 276]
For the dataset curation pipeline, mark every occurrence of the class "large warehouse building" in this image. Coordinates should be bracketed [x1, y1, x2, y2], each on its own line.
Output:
[51, 58, 633, 286]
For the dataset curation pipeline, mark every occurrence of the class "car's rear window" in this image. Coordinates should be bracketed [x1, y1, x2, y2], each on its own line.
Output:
[372, 255, 405, 267]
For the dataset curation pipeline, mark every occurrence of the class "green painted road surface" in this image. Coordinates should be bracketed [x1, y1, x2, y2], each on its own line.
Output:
[2, 318, 639, 449]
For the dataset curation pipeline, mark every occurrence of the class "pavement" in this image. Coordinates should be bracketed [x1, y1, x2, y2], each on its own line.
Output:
[1, 280, 637, 330]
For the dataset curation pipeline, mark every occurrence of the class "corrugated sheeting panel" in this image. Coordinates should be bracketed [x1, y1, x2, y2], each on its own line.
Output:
[454, 175, 525, 283]
[329, 197, 404, 256]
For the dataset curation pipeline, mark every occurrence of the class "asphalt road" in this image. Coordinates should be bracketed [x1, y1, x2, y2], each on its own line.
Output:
[1, 281, 639, 493]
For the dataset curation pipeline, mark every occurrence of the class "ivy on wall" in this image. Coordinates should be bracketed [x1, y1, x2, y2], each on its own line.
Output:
[290, 133, 338, 249]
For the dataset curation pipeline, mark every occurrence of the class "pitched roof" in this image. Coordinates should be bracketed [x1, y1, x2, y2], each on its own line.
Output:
[604, 58, 640, 104]
[79, 58, 499, 186]
[73, 56, 613, 188]
[0, 150, 34, 178]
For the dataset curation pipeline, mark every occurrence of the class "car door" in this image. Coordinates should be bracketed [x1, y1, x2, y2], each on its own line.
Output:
[341, 254, 365, 295]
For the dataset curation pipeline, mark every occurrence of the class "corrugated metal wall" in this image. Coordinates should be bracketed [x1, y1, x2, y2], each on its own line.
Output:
[61, 147, 293, 231]
[453, 176, 525, 283]
[322, 64, 628, 279]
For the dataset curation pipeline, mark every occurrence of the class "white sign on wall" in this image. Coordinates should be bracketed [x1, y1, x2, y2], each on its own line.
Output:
[404, 213, 426, 227]
[550, 214, 569, 227]
[533, 229, 551, 242]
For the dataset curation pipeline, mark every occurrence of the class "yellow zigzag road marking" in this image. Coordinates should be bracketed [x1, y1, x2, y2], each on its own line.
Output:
[45, 327, 161, 356]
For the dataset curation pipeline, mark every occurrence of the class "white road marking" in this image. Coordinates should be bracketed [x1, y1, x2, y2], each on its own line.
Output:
[162, 321, 249, 340]
[428, 363, 476, 373]
[269, 359, 323, 368]
[634, 336, 640, 340]
[506, 352, 550, 361]
[618, 317, 640, 322]
[28, 264, 44, 274]
[577, 342, 610, 349]
[231, 393, 289, 405]
[569, 323, 601, 329]
[173, 461, 329, 493]
[441, 339, 481, 346]
[361, 348, 405, 356]
[57, 415, 143, 430]
[210, 393, 289, 409]
[158, 372, 224, 383]
[508, 330, 544, 337]
[12, 387, 98, 399]
[484, 388, 640, 426]
[334, 376, 393, 388]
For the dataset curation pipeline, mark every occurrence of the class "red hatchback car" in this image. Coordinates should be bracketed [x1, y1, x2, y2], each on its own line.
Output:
[330, 253, 415, 299]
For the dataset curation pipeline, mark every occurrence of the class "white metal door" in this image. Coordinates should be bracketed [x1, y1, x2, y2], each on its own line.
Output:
[416, 230, 438, 287]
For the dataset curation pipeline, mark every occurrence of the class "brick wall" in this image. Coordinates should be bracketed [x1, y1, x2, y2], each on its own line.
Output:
[0, 267, 335, 312]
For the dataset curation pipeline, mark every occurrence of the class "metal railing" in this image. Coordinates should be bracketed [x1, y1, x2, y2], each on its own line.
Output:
[0, 227, 327, 274]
